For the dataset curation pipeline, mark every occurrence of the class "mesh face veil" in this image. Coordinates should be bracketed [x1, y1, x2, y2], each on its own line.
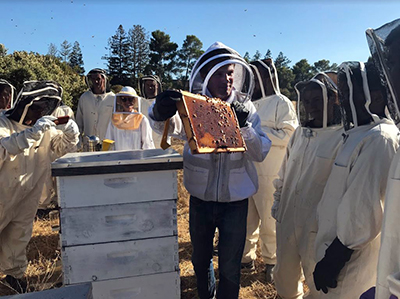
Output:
[0, 79, 16, 109]
[85, 68, 108, 94]
[338, 61, 382, 131]
[112, 86, 143, 130]
[7, 80, 62, 125]
[264, 58, 280, 94]
[366, 18, 400, 124]
[249, 59, 280, 101]
[295, 72, 340, 129]
[114, 86, 140, 114]
[189, 42, 254, 102]
[139, 75, 162, 99]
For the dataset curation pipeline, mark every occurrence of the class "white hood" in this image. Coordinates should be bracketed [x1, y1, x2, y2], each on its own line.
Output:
[189, 41, 254, 103]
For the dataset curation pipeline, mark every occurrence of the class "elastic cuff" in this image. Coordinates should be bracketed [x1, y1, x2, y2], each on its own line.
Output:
[327, 237, 354, 262]
[240, 126, 255, 140]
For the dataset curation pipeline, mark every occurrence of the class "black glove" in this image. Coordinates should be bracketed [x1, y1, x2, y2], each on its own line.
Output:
[360, 287, 376, 299]
[313, 237, 354, 294]
[231, 100, 249, 128]
[152, 90, 182, 121]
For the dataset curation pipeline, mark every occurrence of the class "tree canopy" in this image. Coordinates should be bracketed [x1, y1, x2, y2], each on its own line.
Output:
[1, 24, 341, 107]
[128, 25, 150, 87]
[148, 30, 178, 88]
[103, 25, 131, 86]
[0, 51, 86, 111]
[176, 35, 204, 90]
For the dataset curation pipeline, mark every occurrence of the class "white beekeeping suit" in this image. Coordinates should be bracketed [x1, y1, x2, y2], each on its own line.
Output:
[365, 18, 400, 299]
[139, 75, 165, 148]
[148, 41, 271, 201]
[314, 61, 399, 299]
[241, 59, 298, 280]
[105, 86, 154, 150]
[39, 102, 76, 209]
[272, 73, 343, 299]
[0, 81, 79, 288]
[148, 41, 271, 298]
[75, 68, 115, 142]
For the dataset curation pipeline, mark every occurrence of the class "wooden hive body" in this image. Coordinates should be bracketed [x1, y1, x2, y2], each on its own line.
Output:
[52, 149, 183, 299]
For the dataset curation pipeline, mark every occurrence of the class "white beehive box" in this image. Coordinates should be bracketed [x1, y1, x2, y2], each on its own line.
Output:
[60, 200, 177, 246]
[62, 236, 179, 284]
[52, 150, 182, 208]
[52, 149, 183, 299]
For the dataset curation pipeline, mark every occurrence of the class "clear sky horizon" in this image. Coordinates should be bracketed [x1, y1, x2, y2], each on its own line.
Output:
[2, 0, 400, 74]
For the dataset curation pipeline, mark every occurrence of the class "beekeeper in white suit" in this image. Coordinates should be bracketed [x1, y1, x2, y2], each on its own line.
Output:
[38, 102, 76, 210]
[314, 61, 399, 298]
[241, 59, 298, 282]
[0, 81, 80, 292]
[139, 75, 164, 148]
[272, 73, 343, 299]
[105, 86, 154, 150]
[76, 68, 115, 142]
[148, 41, 271, 299]
[360, 19, 400, 299]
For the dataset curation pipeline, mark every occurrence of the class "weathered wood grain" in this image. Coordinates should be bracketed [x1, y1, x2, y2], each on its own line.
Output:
[60, 200, 177, 246]
[62, 236, 179, 284]
[57, 170, 178, 208]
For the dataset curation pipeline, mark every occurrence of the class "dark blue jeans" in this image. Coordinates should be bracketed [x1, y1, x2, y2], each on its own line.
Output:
[189, 196, 248, 299]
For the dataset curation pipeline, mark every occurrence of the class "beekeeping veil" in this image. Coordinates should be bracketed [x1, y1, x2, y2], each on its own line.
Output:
[249, 59, 280, 101]
[0, 79, 16, 109]
[295, 72, 340, 128]
[85, 68, 109, 94]
[366, 18, 400, 124]
[338, 61, 384, 131]
[139, 75, 163, 99]
[189, 41, 254, 102]
[6, 80, 62, 125]
[111, 86, 143, 130]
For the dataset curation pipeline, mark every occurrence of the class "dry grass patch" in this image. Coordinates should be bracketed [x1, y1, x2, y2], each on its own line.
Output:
[0, 217, 62, 295]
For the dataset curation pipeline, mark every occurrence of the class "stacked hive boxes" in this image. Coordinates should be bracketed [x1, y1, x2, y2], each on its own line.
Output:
[51, 149, 183, 299]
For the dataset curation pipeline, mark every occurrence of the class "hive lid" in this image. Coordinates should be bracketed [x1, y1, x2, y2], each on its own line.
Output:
[51, 148, 183, 176]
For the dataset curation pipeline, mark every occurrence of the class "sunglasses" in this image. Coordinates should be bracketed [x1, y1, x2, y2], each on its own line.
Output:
[120, 96, 137, 103]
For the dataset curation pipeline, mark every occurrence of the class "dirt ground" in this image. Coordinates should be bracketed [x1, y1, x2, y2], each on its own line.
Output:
[0, 139, 280, 298]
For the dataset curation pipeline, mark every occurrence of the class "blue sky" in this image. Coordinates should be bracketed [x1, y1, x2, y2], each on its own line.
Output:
[2, 0, 400, 74]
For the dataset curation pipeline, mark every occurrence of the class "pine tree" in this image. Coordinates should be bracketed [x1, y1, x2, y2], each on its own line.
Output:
[312, 59, 337, 74]
[69, 41, 85, 75]
[128, 25, 150, 87]
[148, 30, 178, 87]
[292, 59, 313, 83]
[243, 52, 251, 63]
[253, 50, 261, 61]
[0, 44, 7, 57]
[275, 51, 291, 69]
[177, 35, 204, 89]
[264, 49, 272, 59]
[103, 25, 131, 85]
[47, 43, 58, 57]
[275, 52, 294, 99]
[59, 40, 71, 62]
